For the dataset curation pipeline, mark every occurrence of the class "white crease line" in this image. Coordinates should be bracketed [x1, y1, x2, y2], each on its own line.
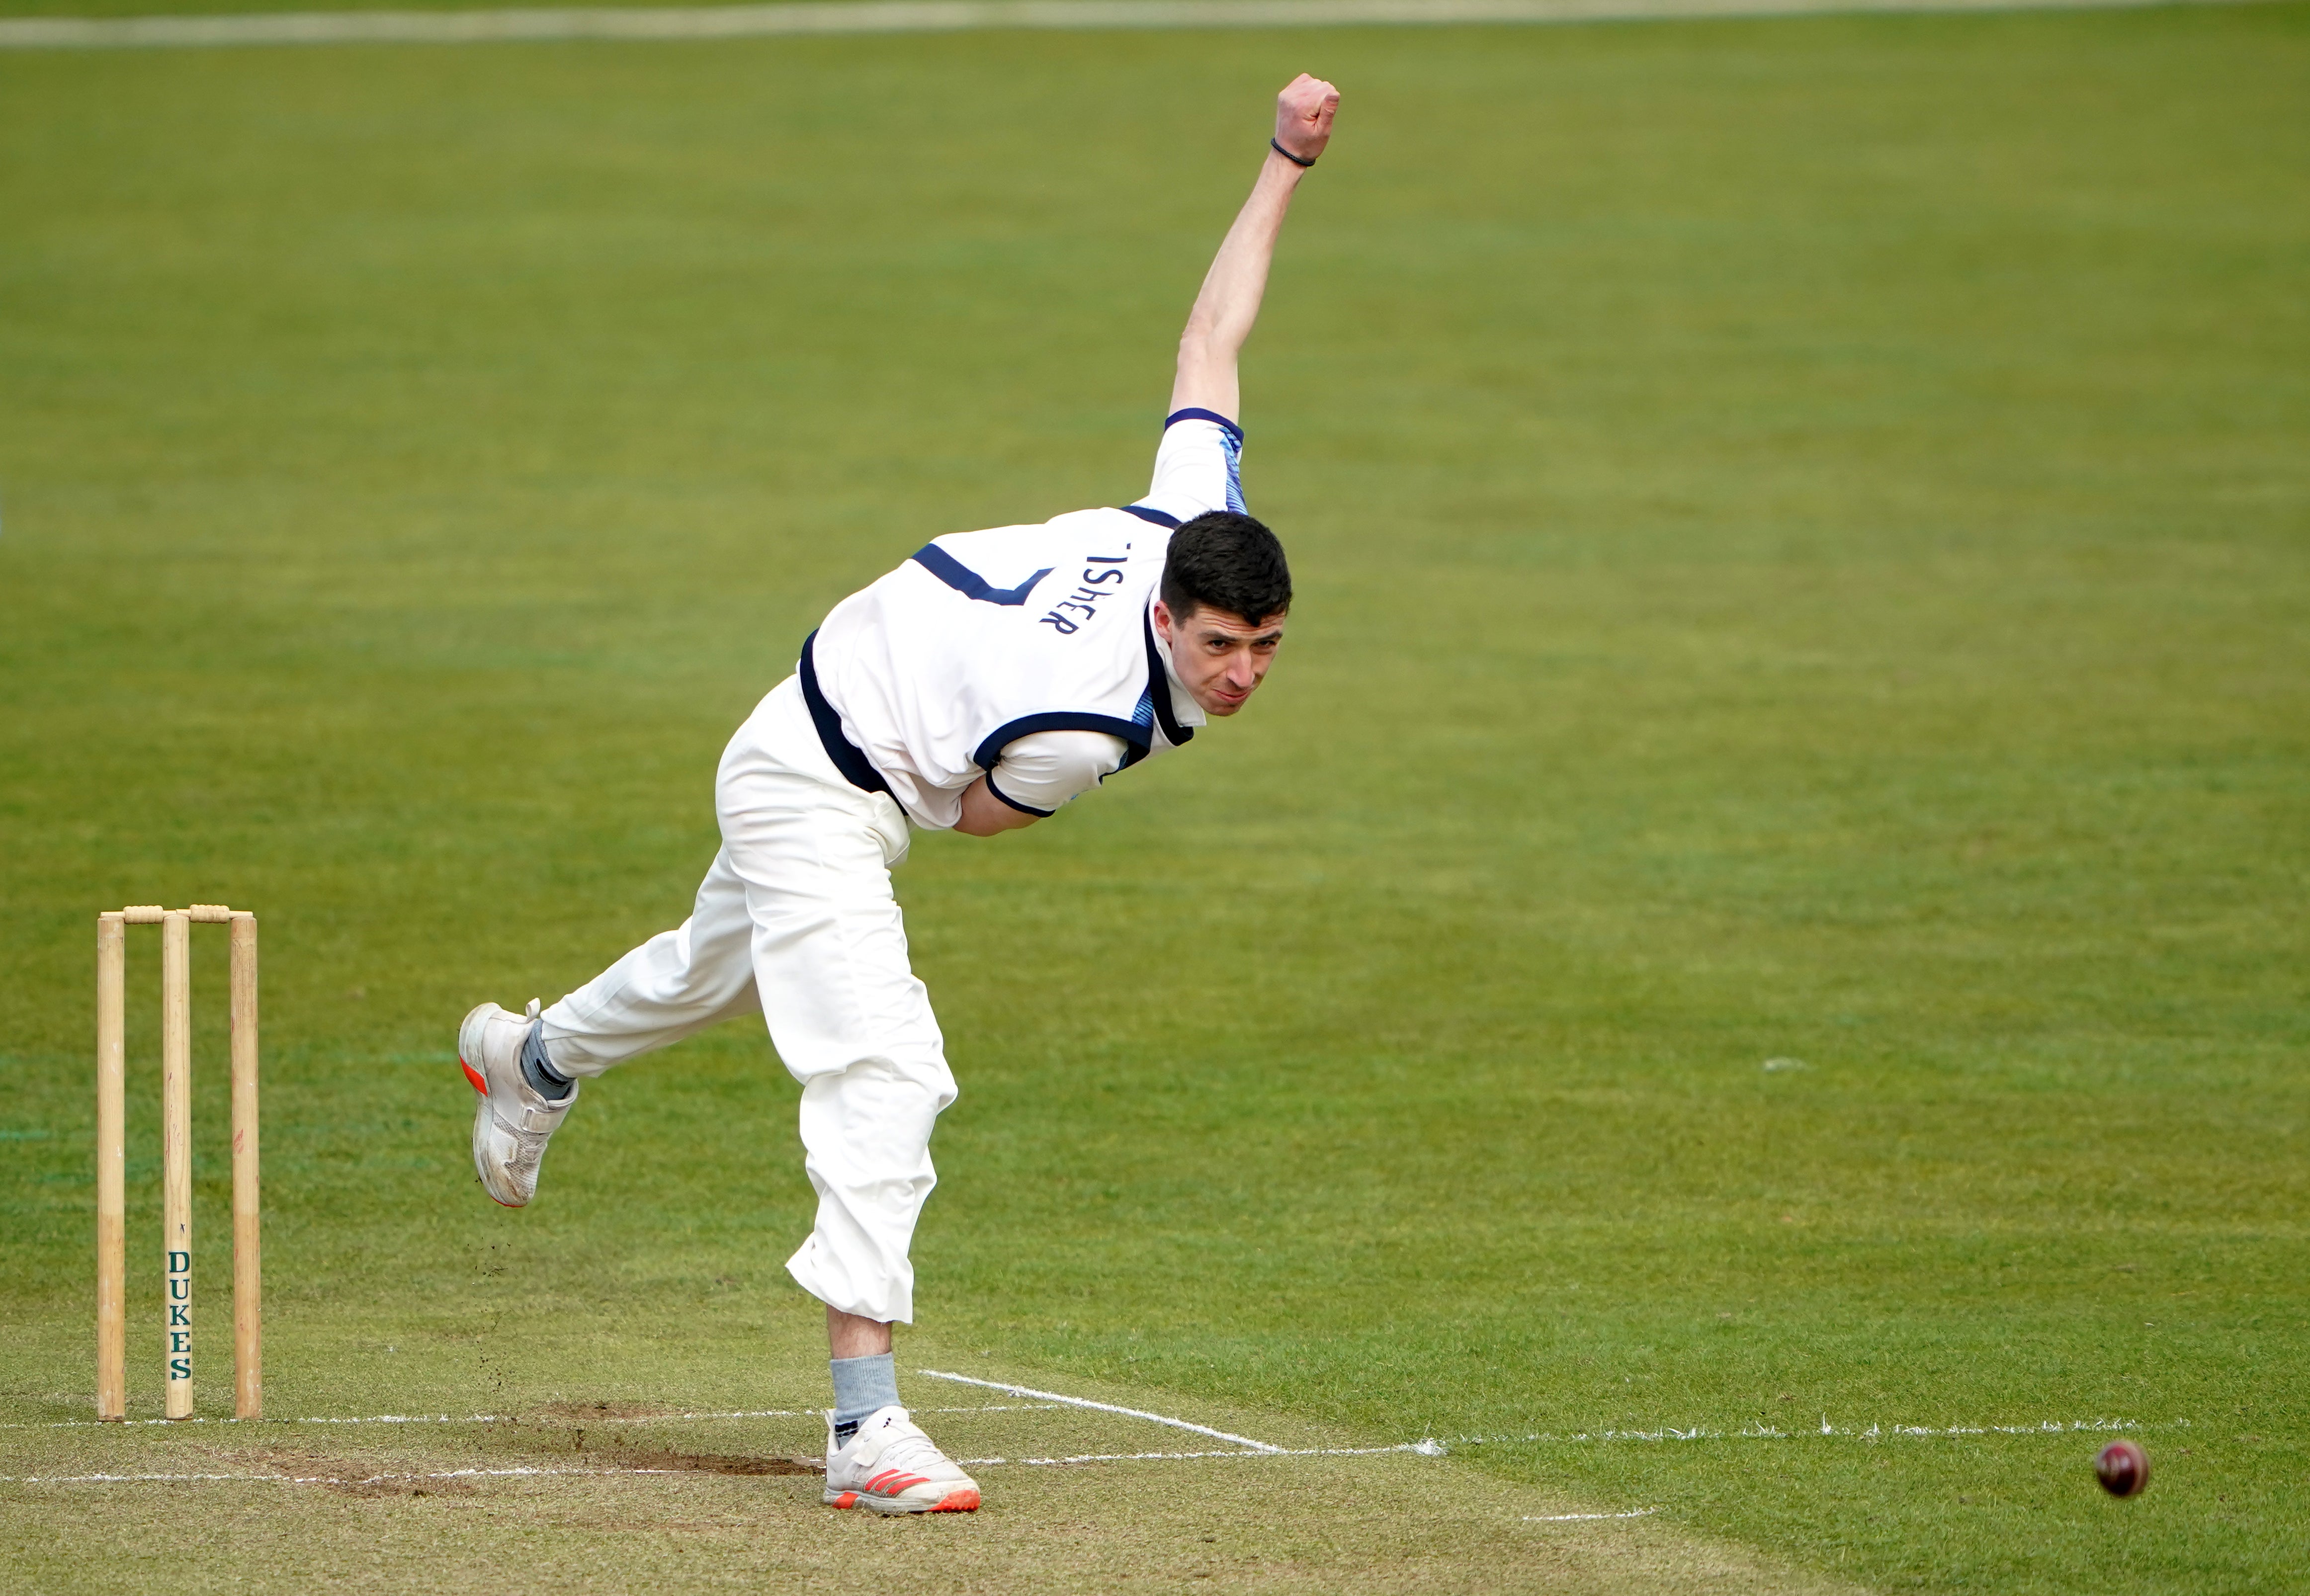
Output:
[963, 1442, 1444, 1466]
[0, 1466, 695, 1484]
[1454, 1416, 2184, 1444]
[0, 0, 2268, 52]
[919, 1369, 1285, 1453]
[2, 1404, 1049, 1430]
[0, 1414, 525, 1431]
[1526, 1508, 1659, 1521]
[4, 1443, 1447, 1484]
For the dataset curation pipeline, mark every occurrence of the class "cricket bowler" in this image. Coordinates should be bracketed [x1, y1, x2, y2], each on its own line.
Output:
[457, 72, 1341, 1513]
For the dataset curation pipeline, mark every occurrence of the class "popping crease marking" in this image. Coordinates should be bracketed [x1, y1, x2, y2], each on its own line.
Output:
[0, 1466, 697, 1485]
[919, 1368, 1287, 1453]
[960, 1442, 1445, 1466]
[2, 1403, 1054, 1430]
[1451, 1417, 2180, 1445]
[3, 1444, 1450, 1485]
[1525, 1508, 1659, 1521]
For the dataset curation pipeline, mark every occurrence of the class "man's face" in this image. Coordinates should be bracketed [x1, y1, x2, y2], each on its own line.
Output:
[1153, 600, 1286, 717]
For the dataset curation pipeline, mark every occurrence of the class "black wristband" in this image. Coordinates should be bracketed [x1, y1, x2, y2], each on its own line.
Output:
[1270, 137, 1317, 169]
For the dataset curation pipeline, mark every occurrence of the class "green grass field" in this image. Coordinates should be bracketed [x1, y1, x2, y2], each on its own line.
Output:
[3, 5, 2306, 1591]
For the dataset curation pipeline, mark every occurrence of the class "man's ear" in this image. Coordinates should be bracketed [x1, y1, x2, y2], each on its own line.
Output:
[1153, 599, 1174, 645]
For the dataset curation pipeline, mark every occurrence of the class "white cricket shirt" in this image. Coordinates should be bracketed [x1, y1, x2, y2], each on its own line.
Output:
[803, 409, 1246, 829]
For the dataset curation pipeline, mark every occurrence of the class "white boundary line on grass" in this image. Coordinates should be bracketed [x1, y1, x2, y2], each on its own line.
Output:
[1526, 1508, 1659, 1520]
[919, 1368, 1289, 1453]
[0, 0, 2272, 53]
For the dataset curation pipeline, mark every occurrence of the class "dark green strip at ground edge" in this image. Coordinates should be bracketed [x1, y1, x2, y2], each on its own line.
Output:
[0, 0, 2282, 53]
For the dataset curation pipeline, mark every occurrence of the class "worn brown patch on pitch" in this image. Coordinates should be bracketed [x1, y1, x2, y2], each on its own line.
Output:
[613, 1448, 821, 1477]
[538, 1401, 678, 1421]
[331, 1474, 482, 1500]
[516, 1425, 821, 1476]
[242, 1448, 482, 1498]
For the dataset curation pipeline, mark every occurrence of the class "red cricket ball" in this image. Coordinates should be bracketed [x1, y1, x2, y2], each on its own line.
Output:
[2095, 1438, 2150, 1497]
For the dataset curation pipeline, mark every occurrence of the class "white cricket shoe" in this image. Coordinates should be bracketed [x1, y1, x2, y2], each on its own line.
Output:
[458, 999, 577, 1208]
[823, 1406, 981, 1513]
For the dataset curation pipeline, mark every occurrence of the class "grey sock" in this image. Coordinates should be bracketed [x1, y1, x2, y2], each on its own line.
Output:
[520, 1020, 574, 1100]
[830, 1352, 901, 1445]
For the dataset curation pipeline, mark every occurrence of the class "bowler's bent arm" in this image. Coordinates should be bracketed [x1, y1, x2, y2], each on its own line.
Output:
[954, 778, 1040, 835]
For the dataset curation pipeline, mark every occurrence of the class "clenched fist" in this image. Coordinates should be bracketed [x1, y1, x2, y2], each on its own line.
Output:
[1274, 74, 1341, 165]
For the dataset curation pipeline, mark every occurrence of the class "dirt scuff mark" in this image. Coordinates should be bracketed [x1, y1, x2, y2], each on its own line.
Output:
[538, 1401, 678, 1421]
[612, 1448, 821, 1478]
[244, 1448, 485, 1498]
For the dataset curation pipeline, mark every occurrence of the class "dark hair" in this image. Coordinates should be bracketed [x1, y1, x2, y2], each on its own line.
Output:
[1159, 511, 1292, 626]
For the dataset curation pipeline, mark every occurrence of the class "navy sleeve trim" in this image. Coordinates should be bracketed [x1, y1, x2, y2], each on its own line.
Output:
[983, 773, 1055, 818]
[1140, 611, 1195, 749]
[972, 712, 1147, 775]
[910, 543, 1052, 606]
[1119, 504, 1181, 529]
[798, 631, 894, 799]
[1164, 407, 1245, 444]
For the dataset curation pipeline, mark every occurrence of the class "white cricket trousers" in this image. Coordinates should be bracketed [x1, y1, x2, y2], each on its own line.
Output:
[536, 675, 955, 1325]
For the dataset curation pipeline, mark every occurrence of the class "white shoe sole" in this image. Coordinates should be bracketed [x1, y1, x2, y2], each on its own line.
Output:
[823, 1484, 981, 1513]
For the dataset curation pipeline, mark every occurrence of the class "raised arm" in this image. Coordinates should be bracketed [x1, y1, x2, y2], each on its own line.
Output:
[1169, 74, 1341, 423]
